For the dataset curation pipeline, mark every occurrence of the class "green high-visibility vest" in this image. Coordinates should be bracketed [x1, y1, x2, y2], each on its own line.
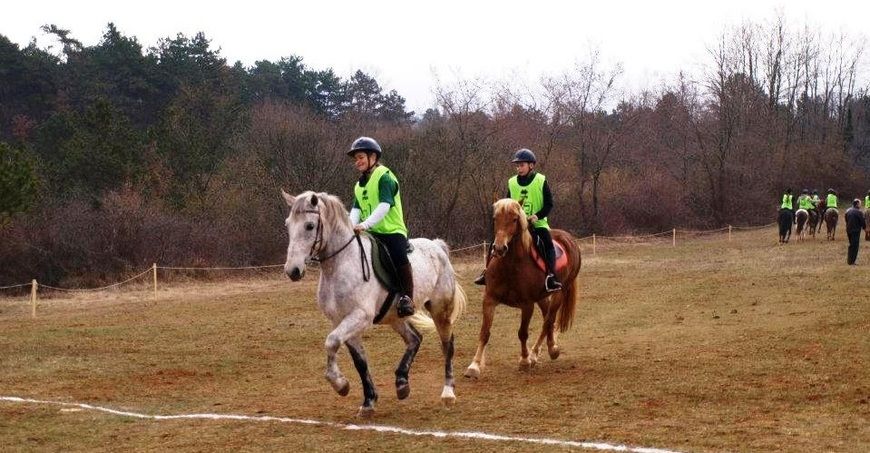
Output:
[798, 195, 813, 210]
[865, 196, 869, 208]
[509, 173, 550, 229]
[780, 194, 792, 209]
[353, 165, 408, 236]
[826, 194, 838, 209]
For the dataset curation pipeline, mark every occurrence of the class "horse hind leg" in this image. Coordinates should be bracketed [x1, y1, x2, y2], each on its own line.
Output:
[391, 320, 422, 400]
[428, 297, 462, 407]
[346, 336, 378, 417]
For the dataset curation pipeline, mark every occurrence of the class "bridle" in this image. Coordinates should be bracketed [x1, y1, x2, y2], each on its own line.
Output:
[299, 208, 370, 281]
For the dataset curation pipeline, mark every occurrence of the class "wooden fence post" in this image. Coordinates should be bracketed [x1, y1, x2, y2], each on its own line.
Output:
[152, 263, 158, 299]
[728, 225, 732, 242]
[672, 228, 676, 247]
[482, 242, 487, 267]
[30, 279, 37, 318]
[592, 234, 597, 255]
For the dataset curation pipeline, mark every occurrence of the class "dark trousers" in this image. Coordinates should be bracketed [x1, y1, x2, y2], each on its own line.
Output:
[847, 230, 861, 264]
[372, 232, 410, 267]
[372, 232, 412, 297]
[531, 228, 557, 274]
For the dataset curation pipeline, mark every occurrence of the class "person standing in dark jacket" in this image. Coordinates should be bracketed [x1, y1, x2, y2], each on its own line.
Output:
[844, 199, 866, 265]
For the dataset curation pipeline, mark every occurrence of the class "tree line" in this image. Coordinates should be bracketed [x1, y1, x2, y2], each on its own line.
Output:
[1, 16, 868, 286]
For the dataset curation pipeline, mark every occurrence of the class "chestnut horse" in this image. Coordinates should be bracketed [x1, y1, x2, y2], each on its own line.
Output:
[465, 199, 582, 378]
[807, 208, 820, 238]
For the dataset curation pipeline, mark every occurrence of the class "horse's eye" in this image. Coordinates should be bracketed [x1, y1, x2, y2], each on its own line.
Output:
[305, 222, 315, 231]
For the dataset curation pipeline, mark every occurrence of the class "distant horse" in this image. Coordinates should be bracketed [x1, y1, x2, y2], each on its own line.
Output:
[465, 199, 582, 378]
[824, 207, 838, 240]
[814, 201, 827, 234]
[282, 190, 466, 416]
[795, 209, 809, 241]
[865, 209, 870, 241]
[807, 208, 820, 238]
[778, 209, 793, 244]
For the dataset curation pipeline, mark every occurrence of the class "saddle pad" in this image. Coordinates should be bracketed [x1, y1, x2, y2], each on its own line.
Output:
[529, 239, 568, 274]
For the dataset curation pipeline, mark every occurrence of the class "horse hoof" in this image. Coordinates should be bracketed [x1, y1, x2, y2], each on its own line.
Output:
[464, 363, 481, 379]
[440, 386, 456, 407]
[549, 347, 561, 360]
[331, 378, 350, 396]
[518, 358, 532, 371]
[357, 406, 375, 418]
[396, 382, 411, 400]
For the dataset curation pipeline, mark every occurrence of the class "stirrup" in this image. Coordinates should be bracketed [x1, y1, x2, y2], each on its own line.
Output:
[396, 295, 415, 318]
[473, 271, 486, 285]
[545, 275, 562, 293]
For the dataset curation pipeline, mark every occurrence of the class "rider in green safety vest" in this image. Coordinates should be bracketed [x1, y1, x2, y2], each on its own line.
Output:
[347, 136, 415, 318]
[811, 190, 821, 206]
[780, 188, 793, 211]
[474, 148, 562, 292]
[797, 189, 814, 211]
[864, 190, 869, 209]
[826, 188, 838, 211]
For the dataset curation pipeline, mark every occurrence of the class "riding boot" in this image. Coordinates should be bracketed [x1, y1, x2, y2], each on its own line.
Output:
[541, 238, 562, 293]
[396, 263, 415, 318]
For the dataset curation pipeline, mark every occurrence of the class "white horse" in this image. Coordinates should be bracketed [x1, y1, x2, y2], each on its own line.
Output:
[281, 190, 466, 416]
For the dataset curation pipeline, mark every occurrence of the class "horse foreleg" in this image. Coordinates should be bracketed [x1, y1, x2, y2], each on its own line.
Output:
[391, 321, 422, 400]
[531, 302, 552, 365]
[517, 304, 535, 370]
[465, 297, 496, 378]
[324, 310, 368, 400]
[346, 336, 378, 417]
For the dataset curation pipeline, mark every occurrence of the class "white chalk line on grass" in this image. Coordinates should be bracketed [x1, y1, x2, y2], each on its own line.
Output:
[1, 396, 683, 453]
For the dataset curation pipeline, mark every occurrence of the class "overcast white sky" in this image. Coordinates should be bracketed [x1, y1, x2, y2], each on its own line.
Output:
[3, 0, 868, 114]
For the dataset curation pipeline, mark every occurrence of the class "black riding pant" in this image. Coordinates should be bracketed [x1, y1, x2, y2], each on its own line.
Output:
[531, 227, 557, 274]
[371, 232, 410, 267]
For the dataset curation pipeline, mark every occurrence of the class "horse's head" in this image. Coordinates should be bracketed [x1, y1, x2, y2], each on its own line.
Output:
[281, 190, 350, 281]
[491, 199, 531, 257]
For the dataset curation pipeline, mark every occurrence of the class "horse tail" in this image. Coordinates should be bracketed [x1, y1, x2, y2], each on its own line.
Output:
[553, 232, 581, 333]
[556, 275, 578, 333]
[433, 238, 450, 256]
[449, 282, 467, 325]
[406, 310, 436, 334]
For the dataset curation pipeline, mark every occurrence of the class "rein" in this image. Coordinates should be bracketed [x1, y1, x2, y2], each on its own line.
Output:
[302, 209, 370, 282]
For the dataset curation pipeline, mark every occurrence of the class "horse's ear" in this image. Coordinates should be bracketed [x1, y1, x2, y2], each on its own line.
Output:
[310, 193, 319, 207]
[281, 190, 295, 207]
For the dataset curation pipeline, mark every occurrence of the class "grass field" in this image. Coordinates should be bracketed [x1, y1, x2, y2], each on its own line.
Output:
[1, 227, 868, 452]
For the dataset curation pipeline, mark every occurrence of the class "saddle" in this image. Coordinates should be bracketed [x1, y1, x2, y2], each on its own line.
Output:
[528, 237, 568, 273]
[368, 236, 409, 294]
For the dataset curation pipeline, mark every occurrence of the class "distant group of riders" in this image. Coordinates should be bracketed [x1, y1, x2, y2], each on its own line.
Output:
[778, 187, 869, 264]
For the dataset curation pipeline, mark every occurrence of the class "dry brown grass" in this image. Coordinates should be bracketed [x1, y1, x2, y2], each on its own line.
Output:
[1, 228, 868, 452]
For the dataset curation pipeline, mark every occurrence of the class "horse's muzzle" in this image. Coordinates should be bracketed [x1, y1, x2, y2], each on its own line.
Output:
[286, 266, 304, 281]
[492, 243, 508, 257]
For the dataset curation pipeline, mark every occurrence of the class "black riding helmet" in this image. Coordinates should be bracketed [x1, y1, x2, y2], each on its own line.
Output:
[347, 136, 382, 158]
[802, 189, 809, 194]
[785, 188, 792, 194]
[827, 188, 836, 194]
[511, 148, 537, 164]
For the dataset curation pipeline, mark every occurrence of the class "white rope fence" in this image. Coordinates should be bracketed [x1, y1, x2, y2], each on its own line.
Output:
[0, 224, 775, 317]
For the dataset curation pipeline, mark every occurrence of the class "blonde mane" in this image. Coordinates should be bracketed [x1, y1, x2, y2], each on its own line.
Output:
[493, 198, 532, 252]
